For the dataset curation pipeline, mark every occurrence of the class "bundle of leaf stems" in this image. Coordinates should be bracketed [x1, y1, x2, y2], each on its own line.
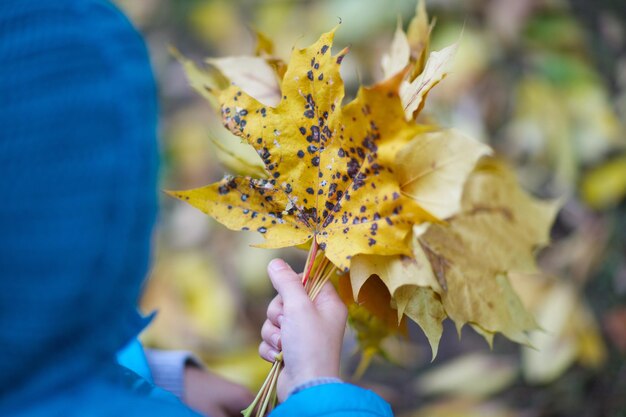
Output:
[242, 239, 338, 417]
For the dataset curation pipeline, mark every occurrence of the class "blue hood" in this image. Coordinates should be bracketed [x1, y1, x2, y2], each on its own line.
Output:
[0, 1, 197, 415]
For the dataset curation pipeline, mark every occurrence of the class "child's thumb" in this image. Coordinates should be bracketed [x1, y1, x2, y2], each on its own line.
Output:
[268, 259, 310, 311]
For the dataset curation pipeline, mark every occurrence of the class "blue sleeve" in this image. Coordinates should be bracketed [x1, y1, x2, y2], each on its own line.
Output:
[269, 383, 393, 417]
[116, 339, 154, 384]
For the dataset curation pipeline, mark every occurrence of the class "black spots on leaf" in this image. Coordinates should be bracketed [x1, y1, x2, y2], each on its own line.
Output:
[356, 147, 365, 159]
[318, 117, 325, 128]
[284, 183, 293, 194]
[273, 172, 280, 179]
[218, 177, 238, 195]
[307, 70, 314, 81]
[258, 227, 267, 234]
[241, 194, 249, 202]
[385, 217, 393, 226]
[322, 126, 332, 141]
[242, 227, 249, 231]
[373, 213, 381, 221]
[331, 103, 336, 112]
[311, 126, 321, 142]
[259, 147, 270, 161]
[342, 213, 349, 224]
[360, 205, 366, 213]
[260, 108, 267, 117]
[251, 212, 258, 219]
[370, 163, 382, 176]
[322, 215, 334, 228]
[297, 150, 305, 158]
[311, 156, 320, 167]
[265, 195, 273, 203]
[317, 188, 324, 195]
[306, 93, 315, 109]
[325, 201, 335, 211]
[392, 192, 400, 200]
[370, 223, 378, 236]
[343, 227, 349, 234]
[303, 94, 316, 119]
[318, 73, 324, 81]
[338, 148, 346, 158]
[347, 158, 360, 179]
[256, 138, 263, 144]
[362, 136, 378, 153]
[336, 190, 343, 200]
[336, 54, 345, 64]
[243, 209, 250, 214]
[352, 172, 366, 191]
[319, 242, 327, 251]
[368, 238, 376, 246]
[267, 163, 275, 171]
[238, 109, 248, 116]
[299, 126, 306, 135]
[306, 187, 315, 195]
[328, 183, 338, 197]
[227, 205, 233, 210]
[321, 45, 329, 54]
[323, 111, 329, 119]
[299, 207, 318, 224]
[307, 145, 318, 154]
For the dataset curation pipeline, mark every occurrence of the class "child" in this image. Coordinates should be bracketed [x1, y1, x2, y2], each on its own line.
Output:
[0, 0, 392, 416]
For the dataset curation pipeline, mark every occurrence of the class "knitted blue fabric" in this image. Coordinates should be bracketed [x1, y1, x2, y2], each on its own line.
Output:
[0, 1, 198, 415]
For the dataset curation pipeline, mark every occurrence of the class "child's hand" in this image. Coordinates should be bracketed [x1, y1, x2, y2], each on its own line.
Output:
[184, 365, 254, 417]
[259, 258, 348, 402]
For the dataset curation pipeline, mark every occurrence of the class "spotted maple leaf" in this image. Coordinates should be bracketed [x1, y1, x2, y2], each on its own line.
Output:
[168, 29, 435, 271]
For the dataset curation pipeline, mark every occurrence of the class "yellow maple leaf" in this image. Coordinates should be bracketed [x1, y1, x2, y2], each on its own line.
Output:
[169, 29, 436, 271]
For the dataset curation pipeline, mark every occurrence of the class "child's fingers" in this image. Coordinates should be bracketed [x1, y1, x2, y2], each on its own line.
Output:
[258, 341, 279, 363]
[261, 319, 281, 350]
[268, 259, 310, 313]
[266, 294, 283, 327]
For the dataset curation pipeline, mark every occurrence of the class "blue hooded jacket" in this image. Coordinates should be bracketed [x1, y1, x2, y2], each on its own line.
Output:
[0, 1, 393, 416]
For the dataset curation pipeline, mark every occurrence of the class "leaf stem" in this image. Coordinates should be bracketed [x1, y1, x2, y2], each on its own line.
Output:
[301, 238, 318, 287]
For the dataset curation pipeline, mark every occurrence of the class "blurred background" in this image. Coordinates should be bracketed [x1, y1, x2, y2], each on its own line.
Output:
[113, 0, 626, 416]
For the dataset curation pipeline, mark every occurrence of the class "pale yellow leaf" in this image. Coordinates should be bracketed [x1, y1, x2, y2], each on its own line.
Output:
[396, 129, 492, 219]
[406, 0, 433, 76]
[207, 56, 281, 107]
[414, 160, 559, 341]
[400, 42, 458, 120]
[381, 17, 411, 79]
[402, 286, 446, 359]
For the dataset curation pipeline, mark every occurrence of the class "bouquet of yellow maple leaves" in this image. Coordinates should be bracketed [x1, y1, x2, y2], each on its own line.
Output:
[168, 2, 559, 415]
